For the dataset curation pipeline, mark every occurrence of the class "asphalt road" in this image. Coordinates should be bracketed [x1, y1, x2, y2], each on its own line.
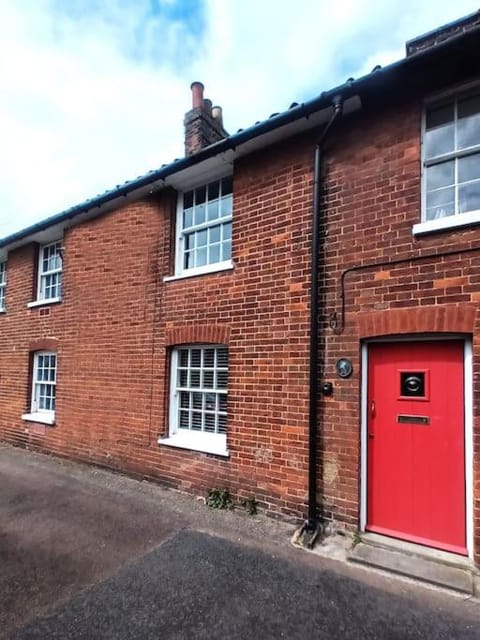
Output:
[2, 445, 480, 639]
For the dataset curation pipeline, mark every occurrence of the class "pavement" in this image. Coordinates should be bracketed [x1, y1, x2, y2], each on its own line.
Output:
[1, 444, 480, 639]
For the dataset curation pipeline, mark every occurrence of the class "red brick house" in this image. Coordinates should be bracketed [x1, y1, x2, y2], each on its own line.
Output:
[1, 12, 480, 570]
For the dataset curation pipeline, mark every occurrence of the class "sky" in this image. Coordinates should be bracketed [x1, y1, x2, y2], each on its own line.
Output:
[0, 0, 479, 237]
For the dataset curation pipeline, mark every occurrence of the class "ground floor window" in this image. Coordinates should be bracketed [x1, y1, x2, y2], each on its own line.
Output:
[22, 351, 57, 425]
[162, 344, 229, 456]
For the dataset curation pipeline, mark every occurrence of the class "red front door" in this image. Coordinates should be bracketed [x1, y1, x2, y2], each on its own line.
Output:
[367, 341, 466, 554]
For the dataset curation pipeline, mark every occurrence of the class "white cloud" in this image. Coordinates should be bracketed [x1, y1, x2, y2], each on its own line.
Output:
[0, 0, 478, 236]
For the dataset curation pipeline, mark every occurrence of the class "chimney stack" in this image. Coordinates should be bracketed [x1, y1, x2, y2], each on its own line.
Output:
[184, 82, 228, 156]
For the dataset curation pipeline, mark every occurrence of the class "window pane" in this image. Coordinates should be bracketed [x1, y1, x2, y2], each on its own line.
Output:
[424, 124, 454, 158]
[194, 202, 206, 226]
[205, 413, 216, 433]
[207, 199, 219, 221]
[218, 394, 228, 412]
[184, 191, 193, 209]
[197, 229, 207, 247]
[426, 103, 454, 129]
[221, 241, 231, 261]
[218, 414, 227, 434]
[221, 176, 233, 195]
[220, 194, 233, 217]
[191, 412, 202, 430]
[178, 369, 188, 387]
[203, 370, 214, 387]
[208, 181, 219, 200]
[457, 112, 480, 150]
[426, 187, 455, 220]
[209, 225, 221, 243]
[179, 350, 189, 367]
[179, 391, 190, 408]
[425, 161, 454, 191]
[196, 247, 207, 267]
[184, 250, 194, 270]
[204, 349, 215, 367]
[191, 349, 201, 367]
[209, 244, 220, 264]
[216, 371, 228, 389]
[192, 392, 203, 410]
[179, 410, 190, 429]
[222, 222, 232, 241]
[217, 348, 228, 367]
[190, 370, 201, 387]
[183, 208, 193, 229]
[195, 185, 206, 205]
[459, 182, 480, 214]
[458, 154, 480, 183]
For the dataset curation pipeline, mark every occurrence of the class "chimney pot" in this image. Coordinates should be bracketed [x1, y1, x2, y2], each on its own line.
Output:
[190, 81, 204, 109]
[212, 105, 223, 128]
[203, 98, 213, 114]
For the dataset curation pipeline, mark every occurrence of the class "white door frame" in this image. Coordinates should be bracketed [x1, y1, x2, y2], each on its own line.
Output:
[360, 337, 474, 559]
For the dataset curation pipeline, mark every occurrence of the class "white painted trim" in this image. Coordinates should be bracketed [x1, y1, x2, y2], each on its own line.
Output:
[464, 340, 474, 559]
[413, 210, 480, 236]
[158, 433, 229, 457]
[360, 343, 368, 531]
[27, 297, 62, 308]
[361, 337, 474, 558]
[21, 412, 55, 425]
[163, 261, 234, 282]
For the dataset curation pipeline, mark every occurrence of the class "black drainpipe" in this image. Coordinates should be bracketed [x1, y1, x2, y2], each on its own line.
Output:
[305, 95, 343, 541]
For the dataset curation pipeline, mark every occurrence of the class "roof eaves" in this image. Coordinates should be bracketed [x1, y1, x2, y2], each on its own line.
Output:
[2, 20, 479, 251]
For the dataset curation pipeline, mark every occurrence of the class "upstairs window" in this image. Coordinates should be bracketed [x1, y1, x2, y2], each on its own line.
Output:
[419, 88, 480, 233]
[0, 261, 6, 311]
[38, 241, 62, 301]
[175, 177, 232, 276]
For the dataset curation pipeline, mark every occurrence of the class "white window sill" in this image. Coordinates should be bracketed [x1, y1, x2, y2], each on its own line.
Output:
[163, 260, 234, 282]
[21, 412, 55, 425]
[158, 432, 229, 457]
[27, 297, 62, 309]
[0, 309, 5, 314]
[413, 210, 480, 236]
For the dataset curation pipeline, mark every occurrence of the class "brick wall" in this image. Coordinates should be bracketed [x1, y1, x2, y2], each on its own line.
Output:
[0, 136, 316, 520]
[2, 85, 480, 559]
[319, 100, 480, 560]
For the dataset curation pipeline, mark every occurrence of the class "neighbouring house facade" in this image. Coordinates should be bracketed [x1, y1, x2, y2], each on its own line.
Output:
[2, 13, 480, 565]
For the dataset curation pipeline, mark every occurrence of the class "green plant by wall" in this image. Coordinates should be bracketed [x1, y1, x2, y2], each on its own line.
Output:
[206, 488, 234, 510]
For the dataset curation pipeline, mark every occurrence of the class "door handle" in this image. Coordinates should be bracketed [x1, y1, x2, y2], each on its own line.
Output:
[368, 400, 375, 439]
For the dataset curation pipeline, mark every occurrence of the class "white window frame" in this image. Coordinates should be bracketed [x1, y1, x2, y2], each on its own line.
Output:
[0, 261, 6, 312]
[22, 351, 57, 425]
[414, 83, 480, 235]
[171, 177, 233, 279]
[30, 240, 63, 305]
[159, 344, 229, 457]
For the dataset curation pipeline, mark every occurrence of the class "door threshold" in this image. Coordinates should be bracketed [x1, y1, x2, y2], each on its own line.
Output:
[349, 532, 476, 594]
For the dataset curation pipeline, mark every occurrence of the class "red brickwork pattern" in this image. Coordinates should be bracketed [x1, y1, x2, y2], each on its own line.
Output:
[0, 140, 315, 520]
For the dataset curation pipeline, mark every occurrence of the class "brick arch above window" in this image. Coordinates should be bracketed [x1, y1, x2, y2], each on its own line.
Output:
[165, 324, 230, 347]
[357, 304, 477, 338]
[29, 338, 59, 352]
